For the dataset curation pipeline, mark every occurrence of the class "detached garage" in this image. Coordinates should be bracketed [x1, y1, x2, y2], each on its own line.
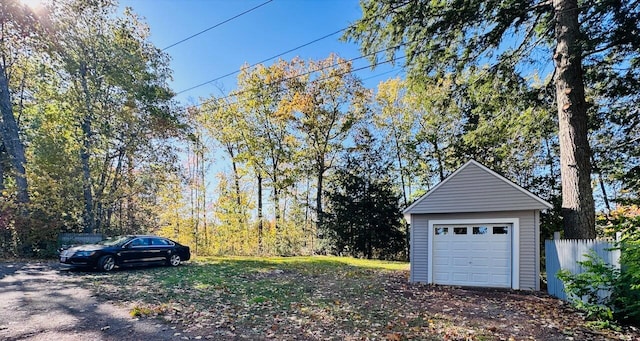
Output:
[404, 160, 552, 290]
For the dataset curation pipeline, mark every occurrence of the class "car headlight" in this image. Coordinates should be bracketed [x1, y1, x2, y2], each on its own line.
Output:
[74, 250, 97, 257]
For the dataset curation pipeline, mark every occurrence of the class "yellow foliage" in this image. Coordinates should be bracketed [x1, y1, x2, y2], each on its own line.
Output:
[610, 205, 640, 219]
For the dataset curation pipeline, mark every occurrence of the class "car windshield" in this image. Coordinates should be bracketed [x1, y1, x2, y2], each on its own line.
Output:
[97, 236, 130, 246]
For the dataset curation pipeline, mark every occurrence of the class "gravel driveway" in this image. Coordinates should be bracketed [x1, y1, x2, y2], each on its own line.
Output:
[0, 262, 187, 341]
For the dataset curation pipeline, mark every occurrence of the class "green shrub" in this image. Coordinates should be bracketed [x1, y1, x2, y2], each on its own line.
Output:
[558, 213, 640, 326]
[557, 252, 617, 322]
[614, 226, 640, 324]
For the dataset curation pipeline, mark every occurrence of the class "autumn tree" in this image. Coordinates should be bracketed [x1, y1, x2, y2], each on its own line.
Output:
[235, 60, 298, 232]
[285, 54, 369, 233]
[0, 0, 39, 204]
[209, 171, 256, 255]
[373, 78, 416, 205]
[0, 0, 184, 255]
[26, 59, 86, 232]
[184, 118, 209, 254]
[199, 98, 248, 228]
[345, 0, 640, 238]
[48, 0, 180, 233]
[156, 172, 191, 245]
[405, 75, 464, 186]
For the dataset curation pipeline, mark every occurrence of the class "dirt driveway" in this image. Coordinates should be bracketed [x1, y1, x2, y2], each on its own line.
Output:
[0, 262, 187, 341]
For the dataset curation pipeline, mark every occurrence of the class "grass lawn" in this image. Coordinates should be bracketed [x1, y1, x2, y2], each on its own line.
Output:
[81, 256, 638, 340]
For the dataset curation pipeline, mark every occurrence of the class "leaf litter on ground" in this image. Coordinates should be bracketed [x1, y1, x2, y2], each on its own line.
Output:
[80, 256, 640, 340]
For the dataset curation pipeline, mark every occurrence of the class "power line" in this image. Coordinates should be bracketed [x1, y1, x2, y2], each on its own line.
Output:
[176, 27, 348, 95]
[176, 0, 408, 95]
[195, 43, 406, 109]
[195, 51, 407, 114]
[361, 68, 404, 81]
[174, 1, 409, 96]
[162, 0, 274, 51]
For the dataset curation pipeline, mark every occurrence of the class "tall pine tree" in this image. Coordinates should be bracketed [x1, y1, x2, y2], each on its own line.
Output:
[346, 0, 640, 238]
[324, 128, 405, 260]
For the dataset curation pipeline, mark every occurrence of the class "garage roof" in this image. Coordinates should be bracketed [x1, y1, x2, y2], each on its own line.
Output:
[404, 160, 553, 215]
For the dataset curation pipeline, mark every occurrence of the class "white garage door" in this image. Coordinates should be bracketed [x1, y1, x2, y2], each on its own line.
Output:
[432, 224, 512, 288]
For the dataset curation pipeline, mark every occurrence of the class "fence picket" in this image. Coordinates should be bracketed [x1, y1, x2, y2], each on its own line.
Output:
[545, 239, 620, 300]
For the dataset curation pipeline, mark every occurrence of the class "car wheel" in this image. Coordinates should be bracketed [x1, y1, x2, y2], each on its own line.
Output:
[99, 255, 116, 272]
[168, 254, 181, 267]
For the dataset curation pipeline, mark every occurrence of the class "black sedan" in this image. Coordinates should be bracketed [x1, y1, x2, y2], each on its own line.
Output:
[59, 235, 190, 271]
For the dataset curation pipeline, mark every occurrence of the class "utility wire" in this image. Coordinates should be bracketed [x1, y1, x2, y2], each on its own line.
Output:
[176, 27, 348, 95]
[162, 0, 274, 51]
[361, 68, 404, 81]
[174, 1, 406, 95]
[194, 42, 406, 109]
[195, 52, 407, 114]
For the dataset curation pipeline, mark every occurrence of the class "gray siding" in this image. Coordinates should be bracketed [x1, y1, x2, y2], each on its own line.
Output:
[517, 210, 537, 290]
[411, 215, 429, 282]
[406, 163, 549, 214]
[409, 210, 539, 290]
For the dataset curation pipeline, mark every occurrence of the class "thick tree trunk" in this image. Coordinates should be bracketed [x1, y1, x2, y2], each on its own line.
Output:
[0, 63, 28, 204]
[79, 63, 96, 233]
[553, 0, 596, 239]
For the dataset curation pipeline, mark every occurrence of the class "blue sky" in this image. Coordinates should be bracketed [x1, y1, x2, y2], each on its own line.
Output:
[119, 0, 404, 105]
[115, 0, 407, 213]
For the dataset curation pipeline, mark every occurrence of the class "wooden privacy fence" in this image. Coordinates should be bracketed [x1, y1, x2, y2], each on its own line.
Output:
[545, 238, 620, 300]
[58, 233, 104, 246]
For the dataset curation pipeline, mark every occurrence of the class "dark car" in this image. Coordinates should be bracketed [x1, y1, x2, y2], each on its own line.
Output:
[59, 235, 190, 271]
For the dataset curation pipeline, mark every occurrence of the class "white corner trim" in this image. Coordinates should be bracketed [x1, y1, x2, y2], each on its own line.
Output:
[512, 219, 520, 290]
[409, 223, 414, 282]
[427, 223, 433, 283]
[427, 218, 520, 289]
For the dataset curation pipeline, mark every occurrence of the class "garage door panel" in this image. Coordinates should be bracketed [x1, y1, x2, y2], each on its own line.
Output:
[451, 242, 468, 250]
[433, 257, 449, 266]
[491, 243, 511, 255]
[491, 274, 510, 285]
[471, 273, 489, 282]
[471, 257, 489, 266]
[452, 272, 469, 281]
[433, 223, 511, 288]
[434, 242, 450, 249]
[492, 257, 509, 267]
[490, 240, 511, 251]
[470, 241, 489, 248]
[434, 272, 450, 282]
[453, 257, 469, 266]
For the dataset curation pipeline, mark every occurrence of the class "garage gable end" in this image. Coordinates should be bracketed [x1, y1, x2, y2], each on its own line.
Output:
[404, 160, 552, 214]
